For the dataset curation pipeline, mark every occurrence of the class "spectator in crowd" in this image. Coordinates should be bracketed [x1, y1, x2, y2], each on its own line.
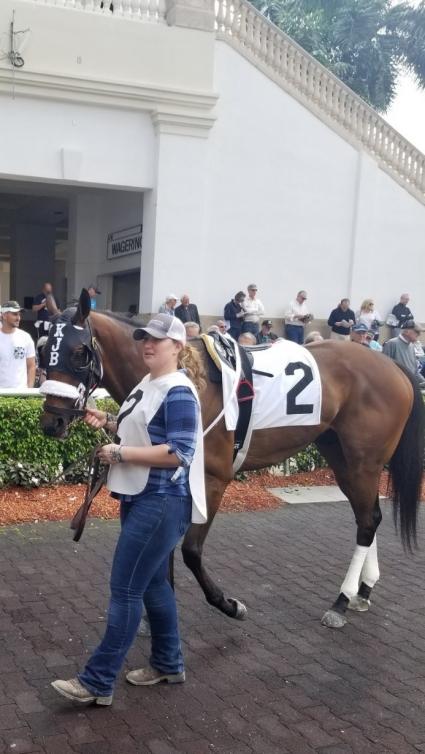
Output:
[327, 298, 355, 340]
[87, 284, 101, 311]
[350, 322, 369, 346]
[285, 290, 312, 344]
[366, 330, 383, 351]
[175, 295, 201, 328]
[305, 331, 324, 344]
[256, 319, 278, 344]
[224, 291, 246, 340]
[238, 332, 257, 346]
[356, 299, 383, 341]
[184, 322, 200, 337]
[216, 320, 227, 334]
[242, 284, 264, 336]
[383, 320, 425, 385]
[388, 294, 413, 336]
[159, 295, 178, 316]
[0, 301, 35, 388]
[32, 282, 55, 335]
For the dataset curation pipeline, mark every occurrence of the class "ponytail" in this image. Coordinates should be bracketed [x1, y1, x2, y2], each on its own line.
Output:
[178, 344, 206, 394]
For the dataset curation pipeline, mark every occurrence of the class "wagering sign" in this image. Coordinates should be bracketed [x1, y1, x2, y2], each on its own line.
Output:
[107, 225, 143, 260]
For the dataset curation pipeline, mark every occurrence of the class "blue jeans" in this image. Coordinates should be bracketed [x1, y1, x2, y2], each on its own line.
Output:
[78, 492, 192, 697]
[285, 324, 304, 344]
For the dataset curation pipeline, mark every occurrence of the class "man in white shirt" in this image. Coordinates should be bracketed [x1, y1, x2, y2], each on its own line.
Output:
[242, 284, 265, 336]
[285, 290, 312, 344]
[0, 301, 36, 388]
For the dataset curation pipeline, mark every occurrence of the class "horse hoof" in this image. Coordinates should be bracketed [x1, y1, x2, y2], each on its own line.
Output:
[137, 618, 151, 637]
[348, 595, 371, 612]
[321, 610, 347, 629]
[229, 598, 248, 620]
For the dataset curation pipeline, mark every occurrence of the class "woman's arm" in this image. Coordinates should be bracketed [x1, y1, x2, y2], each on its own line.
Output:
[97, 444, 179, 466]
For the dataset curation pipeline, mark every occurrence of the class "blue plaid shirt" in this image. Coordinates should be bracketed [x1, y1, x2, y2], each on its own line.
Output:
[119, 385, 199, 500]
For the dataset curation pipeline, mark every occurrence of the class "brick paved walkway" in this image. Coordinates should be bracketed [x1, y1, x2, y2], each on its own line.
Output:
[1, 500, 425, 753]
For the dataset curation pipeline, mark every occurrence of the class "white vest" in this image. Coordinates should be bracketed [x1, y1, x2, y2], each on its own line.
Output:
[107, 371, 207, 524]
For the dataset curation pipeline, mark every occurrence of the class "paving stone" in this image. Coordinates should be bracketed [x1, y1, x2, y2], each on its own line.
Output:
[1, 504, 425, 752]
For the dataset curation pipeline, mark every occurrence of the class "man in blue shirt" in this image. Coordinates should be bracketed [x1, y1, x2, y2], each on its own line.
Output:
[328, 298, 355, 340]
[87, 284, 101, 310]
[224, 291, 246, 340]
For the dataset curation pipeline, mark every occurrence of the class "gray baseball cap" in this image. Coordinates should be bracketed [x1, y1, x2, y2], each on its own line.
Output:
[133, 313, 186, 344]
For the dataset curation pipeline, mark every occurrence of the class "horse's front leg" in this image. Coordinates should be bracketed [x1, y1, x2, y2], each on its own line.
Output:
[181, 473, 247, 620]
[322, 497, 382, 629]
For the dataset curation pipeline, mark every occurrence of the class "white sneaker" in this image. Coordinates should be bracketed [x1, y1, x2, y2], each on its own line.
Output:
[51, 677, 113, 705]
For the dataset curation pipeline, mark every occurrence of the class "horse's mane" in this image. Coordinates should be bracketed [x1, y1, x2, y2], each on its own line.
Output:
[101, 310, 147, 328]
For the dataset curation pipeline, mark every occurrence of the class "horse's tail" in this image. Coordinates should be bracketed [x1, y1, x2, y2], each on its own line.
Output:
[388, 365, 424, 550]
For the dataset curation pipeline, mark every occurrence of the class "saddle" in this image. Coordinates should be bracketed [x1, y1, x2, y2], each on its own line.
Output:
[201, 333, 255, 461]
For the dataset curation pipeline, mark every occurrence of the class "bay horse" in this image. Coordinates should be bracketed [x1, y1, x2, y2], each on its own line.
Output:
[40, 290, 424, 629]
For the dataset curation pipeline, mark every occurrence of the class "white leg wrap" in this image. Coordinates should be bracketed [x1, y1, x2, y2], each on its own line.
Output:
[340, 545, 369, 600]
[360, 535, 379, 588]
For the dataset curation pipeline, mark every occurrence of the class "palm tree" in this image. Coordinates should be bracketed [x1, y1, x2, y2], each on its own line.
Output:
[250, 0, 425, 112]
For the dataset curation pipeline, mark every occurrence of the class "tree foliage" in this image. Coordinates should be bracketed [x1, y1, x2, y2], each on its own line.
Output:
[250, 0, 425, 112]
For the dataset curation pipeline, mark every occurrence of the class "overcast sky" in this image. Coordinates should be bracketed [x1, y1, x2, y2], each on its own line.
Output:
[385, 0, 425, 152]
[386, 75, 425, 153]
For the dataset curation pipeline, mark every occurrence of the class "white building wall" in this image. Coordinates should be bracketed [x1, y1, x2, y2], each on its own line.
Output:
[0, 96, 155, 189]
[202, 42, 425, 321]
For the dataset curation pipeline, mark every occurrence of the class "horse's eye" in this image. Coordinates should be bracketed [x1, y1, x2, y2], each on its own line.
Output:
[70, 348, 91, 370]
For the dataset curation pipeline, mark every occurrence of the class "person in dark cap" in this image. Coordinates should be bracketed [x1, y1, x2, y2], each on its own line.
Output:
[224, 291, 246, 340]
[256, 319, 278, 344]
[350, 322, 369, 346]
[52, 313, 207, 705]
[383, 320, 425, 385]
[87, 284, 101, 310]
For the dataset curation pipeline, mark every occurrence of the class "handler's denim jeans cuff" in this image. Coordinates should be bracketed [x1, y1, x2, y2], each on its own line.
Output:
[78, 492, 192, 697]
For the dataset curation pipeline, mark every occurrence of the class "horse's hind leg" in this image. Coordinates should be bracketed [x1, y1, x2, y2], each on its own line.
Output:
[181, 473, 247, 620]
[315, 432, 382, 628]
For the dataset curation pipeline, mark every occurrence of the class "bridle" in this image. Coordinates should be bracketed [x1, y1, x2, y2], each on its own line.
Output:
[40, 316, 103, 423]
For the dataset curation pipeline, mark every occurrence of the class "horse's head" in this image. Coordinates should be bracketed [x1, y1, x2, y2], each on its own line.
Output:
[39, 289, 102, 438]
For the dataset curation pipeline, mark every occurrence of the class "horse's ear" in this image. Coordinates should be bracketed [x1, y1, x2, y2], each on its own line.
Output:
[46, 293, 60, 318]
[72, 289, 91, 325]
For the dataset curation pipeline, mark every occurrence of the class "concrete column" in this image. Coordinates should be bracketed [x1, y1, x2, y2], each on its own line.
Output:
[166, 0, 215, 31]
[140, 129, 209, 316]
[11, 223, 56, 305]
[67, 194, 103, 305]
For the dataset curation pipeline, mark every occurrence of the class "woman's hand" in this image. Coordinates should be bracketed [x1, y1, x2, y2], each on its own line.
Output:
[96, 444, 123, 464]
[84, 407, 107, 429]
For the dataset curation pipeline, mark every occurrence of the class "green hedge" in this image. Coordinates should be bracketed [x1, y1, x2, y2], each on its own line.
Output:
[0, 396, 327, 488]
[0, 397, 118, 488]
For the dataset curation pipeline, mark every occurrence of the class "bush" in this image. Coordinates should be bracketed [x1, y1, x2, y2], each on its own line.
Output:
[0, 397, 119, 488]
[0, 397, 329, 488]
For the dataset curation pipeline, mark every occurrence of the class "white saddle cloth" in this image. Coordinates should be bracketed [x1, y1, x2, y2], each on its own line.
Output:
[233, 340, 322, 472]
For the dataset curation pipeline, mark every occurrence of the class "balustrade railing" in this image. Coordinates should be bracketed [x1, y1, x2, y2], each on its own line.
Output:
[215, 0, 425, 200]
[29, 0, 166, 22]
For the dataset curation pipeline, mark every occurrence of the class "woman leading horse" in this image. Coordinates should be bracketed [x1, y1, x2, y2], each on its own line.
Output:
[40, 290, 424, 629]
